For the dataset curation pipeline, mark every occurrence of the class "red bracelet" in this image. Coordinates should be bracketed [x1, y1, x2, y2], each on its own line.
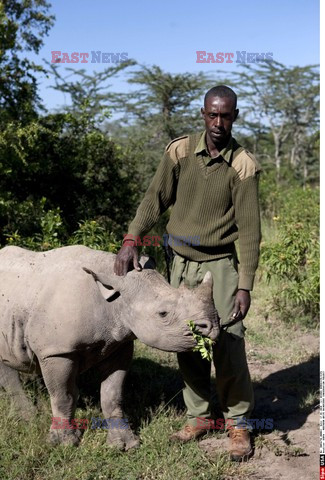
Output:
[122, 234, 135, 247]
[123, 240, 135, 247]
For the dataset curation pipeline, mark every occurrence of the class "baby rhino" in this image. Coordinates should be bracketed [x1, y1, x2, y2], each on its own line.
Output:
[0, 245, 219, 450]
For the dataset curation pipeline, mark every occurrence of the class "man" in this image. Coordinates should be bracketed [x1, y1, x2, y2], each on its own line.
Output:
[114, 85, 261, 462]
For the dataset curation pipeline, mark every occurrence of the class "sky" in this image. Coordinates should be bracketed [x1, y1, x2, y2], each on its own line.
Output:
[33, 0, 320, 111]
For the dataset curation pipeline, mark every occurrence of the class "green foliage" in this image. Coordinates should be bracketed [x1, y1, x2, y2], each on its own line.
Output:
[122, 64, 210, 142]
[229, 61, 319, 185]
[260, 187, 319, 323]
[5, 209, 121, 253]
[187, 320, 215, 361]
[41, 208, 64, 246]
[0, 111, 141, 245]
[69, 220, 121, 253]
[258, 169, 300, 219]
[4, 198, 66, 250]
[48, 60, 136, 124]
[0, 0, 54, 124]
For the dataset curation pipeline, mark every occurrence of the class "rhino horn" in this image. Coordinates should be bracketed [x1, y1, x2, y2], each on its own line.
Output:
[196, 271, 214, 298]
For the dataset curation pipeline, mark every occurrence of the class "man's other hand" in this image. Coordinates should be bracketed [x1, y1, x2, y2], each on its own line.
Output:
[232, 289, 251, 320]
[114, 245, 141, 276]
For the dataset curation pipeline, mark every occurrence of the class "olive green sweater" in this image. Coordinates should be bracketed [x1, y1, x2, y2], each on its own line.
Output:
[128, 132, 262, 290]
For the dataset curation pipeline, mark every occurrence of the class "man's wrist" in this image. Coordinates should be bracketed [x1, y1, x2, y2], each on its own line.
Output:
[238, 273, 255, 291]
[122, 234, 136, 247]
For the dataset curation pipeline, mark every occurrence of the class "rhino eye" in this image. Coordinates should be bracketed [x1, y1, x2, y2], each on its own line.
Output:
[159, 311, 168, 318]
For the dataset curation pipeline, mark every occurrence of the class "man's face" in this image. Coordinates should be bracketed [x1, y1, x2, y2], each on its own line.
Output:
[201, 96, 239, 145]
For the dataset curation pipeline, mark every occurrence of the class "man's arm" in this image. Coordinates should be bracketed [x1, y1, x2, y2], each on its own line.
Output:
[231, 151, 262, 318]
[127, 151, 179, 238]
[114, 150, 180, 276]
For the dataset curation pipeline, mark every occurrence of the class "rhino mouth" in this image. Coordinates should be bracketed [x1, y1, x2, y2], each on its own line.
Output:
[187, 314, 220, 342]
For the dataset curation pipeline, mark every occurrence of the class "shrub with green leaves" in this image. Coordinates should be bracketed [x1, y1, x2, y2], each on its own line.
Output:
[260, 186, 319, 323]
[69, 220, 121, 253]
[4, 198, 66, 250]
[5, 204, 121, 254]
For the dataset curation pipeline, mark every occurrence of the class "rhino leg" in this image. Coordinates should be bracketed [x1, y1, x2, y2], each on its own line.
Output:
[0, 361, 36, 419]
[97, 341, 139, 451]
[39, 355, 81, 446]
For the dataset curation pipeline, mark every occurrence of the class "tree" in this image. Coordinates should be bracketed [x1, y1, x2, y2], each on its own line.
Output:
[230, 61, 319, 184]
[0, 110, 141, 245]
[0, 0, 54, 124]
[121, 65, 211, 143]
[47, 59, 136, 126]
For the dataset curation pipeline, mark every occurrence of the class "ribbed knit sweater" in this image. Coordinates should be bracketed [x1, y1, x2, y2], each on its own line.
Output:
[128, 131, 262, 290]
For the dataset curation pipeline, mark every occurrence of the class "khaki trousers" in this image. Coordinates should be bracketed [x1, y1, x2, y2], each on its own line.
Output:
[170, 253, 254, 427]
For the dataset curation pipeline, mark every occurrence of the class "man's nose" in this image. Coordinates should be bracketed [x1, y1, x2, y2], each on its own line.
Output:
[214, 115, 223, 127]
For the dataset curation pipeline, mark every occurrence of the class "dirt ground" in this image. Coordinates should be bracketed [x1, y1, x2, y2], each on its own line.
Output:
[199, 331, 320, 479]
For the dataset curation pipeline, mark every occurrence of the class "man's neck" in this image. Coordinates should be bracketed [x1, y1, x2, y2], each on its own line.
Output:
[206, 133, 231, 158]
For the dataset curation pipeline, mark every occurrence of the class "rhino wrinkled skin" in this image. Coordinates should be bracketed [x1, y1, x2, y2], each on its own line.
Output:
[0, 245, 219, 449]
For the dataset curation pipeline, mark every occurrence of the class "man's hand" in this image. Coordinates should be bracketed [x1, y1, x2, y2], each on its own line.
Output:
[231, 289, 251, 321]
[114, 245, 141, 276]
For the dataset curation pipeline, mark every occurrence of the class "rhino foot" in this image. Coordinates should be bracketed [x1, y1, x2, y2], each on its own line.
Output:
[106, 428, 140, 451]
[48, 428, 82, 447]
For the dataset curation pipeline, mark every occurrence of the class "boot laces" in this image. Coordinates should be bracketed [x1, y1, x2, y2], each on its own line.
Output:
[231, 428, 246, 443]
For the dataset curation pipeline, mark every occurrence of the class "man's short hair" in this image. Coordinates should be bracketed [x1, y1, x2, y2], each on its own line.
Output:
[204, 85, 237, 109]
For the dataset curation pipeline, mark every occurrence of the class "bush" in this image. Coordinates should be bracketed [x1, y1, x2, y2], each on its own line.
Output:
[69, 220, 121, 253]
[260, 186, 319, 324]
[0, 114, 140, 243]
[5, 205, 121, 254]
[4, 199, 66, 250]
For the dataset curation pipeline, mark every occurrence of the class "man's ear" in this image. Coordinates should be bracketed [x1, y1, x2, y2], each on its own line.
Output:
[201, 107, 205, 118]
[234, 108, 239, 122]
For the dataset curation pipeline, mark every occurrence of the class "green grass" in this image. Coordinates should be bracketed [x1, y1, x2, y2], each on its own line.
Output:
[0, 393, 245, 480]
[245, 269, 319, 366]
[0, 341, 251, 480]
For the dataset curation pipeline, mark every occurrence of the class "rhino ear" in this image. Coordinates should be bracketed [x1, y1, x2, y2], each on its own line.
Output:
[138, 255, 156, 270]
[82, 267, 121, 301]
[95, 281, 119, 301]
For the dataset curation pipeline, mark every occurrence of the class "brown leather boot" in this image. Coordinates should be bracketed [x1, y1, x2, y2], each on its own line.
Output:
[169, 424, 207, 443]
[228, 428, 253, 462]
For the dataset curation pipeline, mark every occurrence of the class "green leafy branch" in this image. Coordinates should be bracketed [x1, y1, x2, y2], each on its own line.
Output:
[187, 320, 215, 362]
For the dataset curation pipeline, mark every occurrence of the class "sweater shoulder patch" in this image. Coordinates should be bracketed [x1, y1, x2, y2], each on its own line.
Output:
[165, 135, 189, 163]
[231, 149, 262, 181]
